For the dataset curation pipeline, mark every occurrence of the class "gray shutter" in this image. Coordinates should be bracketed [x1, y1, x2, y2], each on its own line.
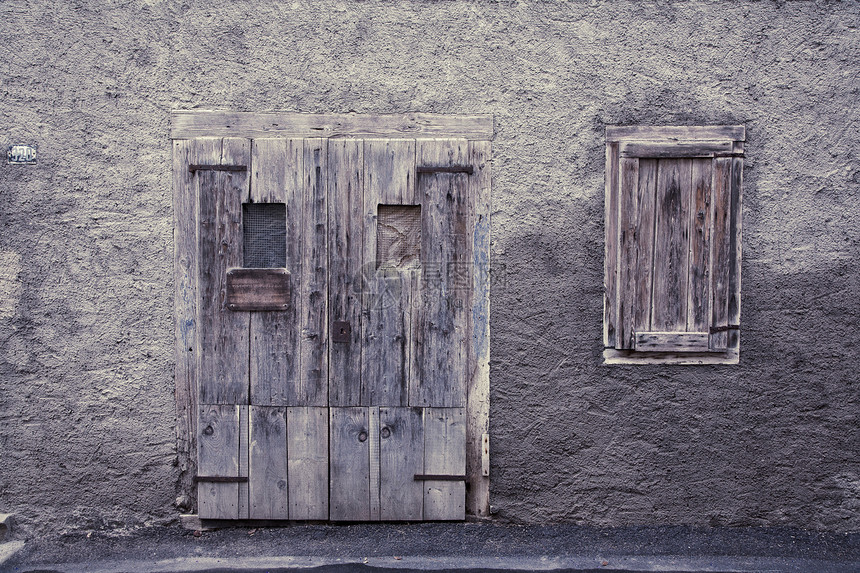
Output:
[606, 126, 744, 355]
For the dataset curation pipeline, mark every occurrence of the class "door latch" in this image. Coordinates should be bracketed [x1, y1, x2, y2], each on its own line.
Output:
[332, 321, 351, 343]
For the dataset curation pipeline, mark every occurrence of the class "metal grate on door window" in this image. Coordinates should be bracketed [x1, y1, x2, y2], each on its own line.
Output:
[377, 204, 421, 269]
[243, 203, 287, 268]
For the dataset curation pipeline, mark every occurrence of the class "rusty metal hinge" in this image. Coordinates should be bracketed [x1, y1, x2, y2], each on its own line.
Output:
[709, 325, 740, 333]
[189, 164, 248, 173]
[194, 476, 249, 483]
[417, 165, 474, 175]
[414, 474, 467, 481]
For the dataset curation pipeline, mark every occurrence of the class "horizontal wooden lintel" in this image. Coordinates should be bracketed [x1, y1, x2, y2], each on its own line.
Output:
[606, 125, 745, 143]
[171, 111, 494, 140]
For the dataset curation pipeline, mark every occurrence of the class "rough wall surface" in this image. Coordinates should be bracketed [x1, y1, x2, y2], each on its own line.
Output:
[0, 0, 858, 535]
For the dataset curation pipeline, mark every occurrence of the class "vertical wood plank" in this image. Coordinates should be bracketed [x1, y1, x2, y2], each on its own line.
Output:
[173, 138, 200, 507]
[411, 139, 470, 408]
[197, 404, 240, 519]
[710, 157, 732, 351]
[329, 407, 371, 521]
[615, 157, 639, 349]
[361, 140, 416, 406]
[727, 156, 744, 351]
[198, 138, 251, 404]
[250, 139, 302, 406]
[651, 158, 692, 332]
[196, 140, 225, 405]
[687, 159, 713, 331]
[466, 140, 490, 519]
[299, 140, 328, 406]
[379, 407, 424, 521]
[368, 406, 381, 521]
[632, 159, 658, 335]
[604, 141, 619, 348]
[328, 140, 365, 407]
[238, 404, 249, 519]
[249, 405, 288, 519]
[287, 406, 329, 519]
[423, 408, 466, 520]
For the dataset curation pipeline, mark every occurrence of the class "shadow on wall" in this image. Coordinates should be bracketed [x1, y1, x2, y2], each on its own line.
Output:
[488, 202, 860, 529]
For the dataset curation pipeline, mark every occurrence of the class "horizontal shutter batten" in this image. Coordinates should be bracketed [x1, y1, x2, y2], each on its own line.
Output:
[634, 331, 710, 352]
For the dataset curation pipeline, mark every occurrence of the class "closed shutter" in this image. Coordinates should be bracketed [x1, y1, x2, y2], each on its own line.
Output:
[604, 126, 744, 364]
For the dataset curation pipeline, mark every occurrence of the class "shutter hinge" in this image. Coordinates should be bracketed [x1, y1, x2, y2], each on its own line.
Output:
[194, 476, 248, 483]
[417, 165, 474, 175]
[709, 325, 740, 333]
[189, 164, 248, 173]
[414, 474, 467, 481]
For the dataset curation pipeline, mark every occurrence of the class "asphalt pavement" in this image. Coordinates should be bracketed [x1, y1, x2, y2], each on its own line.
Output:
[2, 522, 859, 573]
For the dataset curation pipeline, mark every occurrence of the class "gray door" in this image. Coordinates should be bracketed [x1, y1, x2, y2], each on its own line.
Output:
[186, 135, 489, 521]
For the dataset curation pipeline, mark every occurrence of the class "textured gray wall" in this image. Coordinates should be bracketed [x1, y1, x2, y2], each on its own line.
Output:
[1, 0, 858, 534]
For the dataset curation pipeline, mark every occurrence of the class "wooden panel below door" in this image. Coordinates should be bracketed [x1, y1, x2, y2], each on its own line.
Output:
[248, 406, 288, 519]
[368, 406, 381, 521]
[197, 404, 243, 519]
[422, 408, 466, 520]
[329, 407, 371, 521]
[379, 407, 424, 521]
[287, 407, 329, 519]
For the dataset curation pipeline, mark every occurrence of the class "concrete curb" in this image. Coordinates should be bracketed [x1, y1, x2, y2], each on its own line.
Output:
[0, 542, 25, 570]
[6, 554, 860, 573]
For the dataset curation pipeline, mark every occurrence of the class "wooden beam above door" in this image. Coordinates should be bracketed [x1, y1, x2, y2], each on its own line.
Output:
[170, 111, 494, 140]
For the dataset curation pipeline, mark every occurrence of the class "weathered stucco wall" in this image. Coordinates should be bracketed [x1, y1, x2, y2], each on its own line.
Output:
[1, 0, 858, 534]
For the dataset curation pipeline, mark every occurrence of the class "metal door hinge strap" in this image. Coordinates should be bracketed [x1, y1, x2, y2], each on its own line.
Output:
[417, 165, 474, 175]
[709, 325, 740, 333]
[194, 476, 249, 483]
[414, 474, 467, 481]
[189, 164, 248, 173]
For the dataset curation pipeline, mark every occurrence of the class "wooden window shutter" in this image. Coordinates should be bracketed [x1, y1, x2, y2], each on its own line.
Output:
[604, 126, 744, 364]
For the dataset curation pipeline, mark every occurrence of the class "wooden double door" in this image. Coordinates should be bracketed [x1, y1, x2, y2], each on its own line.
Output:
[176, 132, 490, 522]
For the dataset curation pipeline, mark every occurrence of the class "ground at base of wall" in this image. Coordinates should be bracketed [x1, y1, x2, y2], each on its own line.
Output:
[3, 523, 860, 573]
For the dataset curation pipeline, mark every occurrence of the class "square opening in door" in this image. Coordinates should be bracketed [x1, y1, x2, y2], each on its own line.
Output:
[377, 204, 421, 269]
[243, 203, 287, 268]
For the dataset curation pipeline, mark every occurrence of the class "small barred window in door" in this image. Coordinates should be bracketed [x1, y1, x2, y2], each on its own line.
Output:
[243, 203, 287, 268]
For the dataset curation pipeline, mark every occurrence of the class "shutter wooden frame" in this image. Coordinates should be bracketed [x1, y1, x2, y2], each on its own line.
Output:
[604, 126, 744, 365]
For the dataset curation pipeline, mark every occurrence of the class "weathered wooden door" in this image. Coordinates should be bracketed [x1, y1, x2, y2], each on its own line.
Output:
[172, 113, 491, 522]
